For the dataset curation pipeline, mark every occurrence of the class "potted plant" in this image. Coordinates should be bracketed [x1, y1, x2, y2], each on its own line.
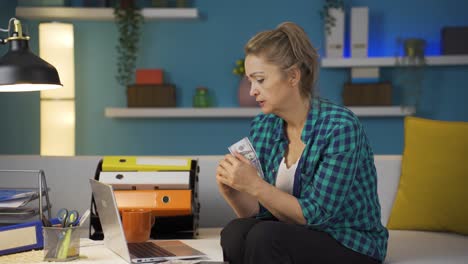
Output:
[114, 0, 144, 90]
[319, 0, 345, 57]
[233, 59, 256, 107]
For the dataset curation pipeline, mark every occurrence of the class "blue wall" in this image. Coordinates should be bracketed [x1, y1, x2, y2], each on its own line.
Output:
[0, 0, 467, 155]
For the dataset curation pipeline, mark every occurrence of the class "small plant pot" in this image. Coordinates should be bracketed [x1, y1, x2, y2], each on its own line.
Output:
[404, 39, 426, 58]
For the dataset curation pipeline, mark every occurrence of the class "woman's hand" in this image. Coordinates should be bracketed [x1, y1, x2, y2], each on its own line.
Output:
[216, 153, 263, 196]
[216, 172, 237, 196]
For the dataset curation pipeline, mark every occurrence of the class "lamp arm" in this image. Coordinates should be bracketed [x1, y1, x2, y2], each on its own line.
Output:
[0, 18, 29, 45]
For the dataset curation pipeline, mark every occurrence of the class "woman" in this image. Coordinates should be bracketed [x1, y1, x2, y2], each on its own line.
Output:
[216, 22, 388, 264]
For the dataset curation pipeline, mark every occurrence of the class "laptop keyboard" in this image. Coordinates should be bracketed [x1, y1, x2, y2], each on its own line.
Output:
[128, 242, 176, 258]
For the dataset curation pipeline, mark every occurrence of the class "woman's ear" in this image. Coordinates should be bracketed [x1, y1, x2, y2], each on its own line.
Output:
[288, 65, 301, 88]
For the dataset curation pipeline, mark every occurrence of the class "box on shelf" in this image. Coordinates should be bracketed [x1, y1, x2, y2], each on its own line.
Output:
[127, 84, 176, 107]
[441, 27, 468, 55]
[350, 7, 369, 58]
[325, 8, 345, 58]
[343, 82, 392, 106]
[351, 67, 379, 83]
[136, 69, 164, 85]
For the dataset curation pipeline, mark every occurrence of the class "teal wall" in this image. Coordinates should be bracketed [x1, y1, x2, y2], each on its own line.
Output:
[0, 0, 467, 155]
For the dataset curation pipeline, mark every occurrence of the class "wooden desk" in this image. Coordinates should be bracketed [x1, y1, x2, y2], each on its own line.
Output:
[0, 228, 223, 263]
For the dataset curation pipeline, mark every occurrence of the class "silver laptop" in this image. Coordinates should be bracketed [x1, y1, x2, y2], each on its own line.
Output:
[89, 179, 206, 263]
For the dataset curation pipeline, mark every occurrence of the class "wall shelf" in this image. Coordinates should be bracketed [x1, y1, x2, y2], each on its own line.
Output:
[321, 55, 468, 68]
[105, 106, 415, 118]
[15, 7, 199, 21]
[105, 107, 261, 118]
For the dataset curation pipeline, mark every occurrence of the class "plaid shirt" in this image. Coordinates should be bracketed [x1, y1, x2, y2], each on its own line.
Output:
[249, 98, 388, 261]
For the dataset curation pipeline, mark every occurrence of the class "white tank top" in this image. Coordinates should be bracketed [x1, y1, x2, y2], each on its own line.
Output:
[275, 157, 298, 194]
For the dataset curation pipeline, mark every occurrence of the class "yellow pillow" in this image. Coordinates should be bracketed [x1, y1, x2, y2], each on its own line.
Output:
[387, 117, 468, 234]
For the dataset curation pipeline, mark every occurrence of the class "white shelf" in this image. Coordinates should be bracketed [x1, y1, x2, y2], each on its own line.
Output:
[105, 107, 261, 118]
[321, 55, 468, 68]
[15, 7, 199, 21]
[349, 106, 415, 116]
[105, 106, 414, 118]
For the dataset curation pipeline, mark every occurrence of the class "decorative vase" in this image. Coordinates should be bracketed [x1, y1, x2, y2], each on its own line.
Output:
[238, 76, 257, 107]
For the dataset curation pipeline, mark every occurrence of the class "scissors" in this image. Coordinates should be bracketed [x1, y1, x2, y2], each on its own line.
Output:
[57, 208, 79, 227]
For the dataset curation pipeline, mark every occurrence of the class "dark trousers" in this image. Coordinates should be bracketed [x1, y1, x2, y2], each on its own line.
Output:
[220, 218, 380, 264]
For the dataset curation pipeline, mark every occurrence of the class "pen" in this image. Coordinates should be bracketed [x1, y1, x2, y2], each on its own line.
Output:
[79, 209, 91, 226]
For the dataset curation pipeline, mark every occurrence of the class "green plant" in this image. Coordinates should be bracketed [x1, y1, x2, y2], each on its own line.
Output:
[319, 0, 345, 35]
[232, 59, 245, 77]
[114, 0, 144, 88]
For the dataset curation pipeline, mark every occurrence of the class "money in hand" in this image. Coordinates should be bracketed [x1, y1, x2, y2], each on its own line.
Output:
[228, 137, 264, 178]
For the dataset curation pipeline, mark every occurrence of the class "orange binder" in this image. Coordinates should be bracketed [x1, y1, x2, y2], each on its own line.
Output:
[114, 190, 192, 217]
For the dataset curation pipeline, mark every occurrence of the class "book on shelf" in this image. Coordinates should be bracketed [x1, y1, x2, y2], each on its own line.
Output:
[325, 8, 345, 58]
[351, 7, 369, 58]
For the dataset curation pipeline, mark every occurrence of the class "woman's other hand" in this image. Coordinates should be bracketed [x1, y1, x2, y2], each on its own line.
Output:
[216, 153, 263, 196]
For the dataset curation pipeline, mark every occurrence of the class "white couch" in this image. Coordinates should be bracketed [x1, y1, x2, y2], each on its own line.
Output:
[199, 155, 468, 264]
[374, 156, 468, 263]
[1, 155, 467, 263]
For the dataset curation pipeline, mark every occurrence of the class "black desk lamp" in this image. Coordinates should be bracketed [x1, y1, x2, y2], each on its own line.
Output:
[0, 18, 62, 92]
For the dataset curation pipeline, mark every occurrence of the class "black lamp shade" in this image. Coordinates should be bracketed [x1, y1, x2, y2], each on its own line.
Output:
[0, 37, 62, 92]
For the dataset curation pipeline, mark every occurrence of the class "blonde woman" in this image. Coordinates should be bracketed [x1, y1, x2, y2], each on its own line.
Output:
[216, 22, 388, 264]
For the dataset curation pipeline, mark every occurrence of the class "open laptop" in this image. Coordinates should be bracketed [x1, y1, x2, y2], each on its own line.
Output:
[89, 179, 206, 263]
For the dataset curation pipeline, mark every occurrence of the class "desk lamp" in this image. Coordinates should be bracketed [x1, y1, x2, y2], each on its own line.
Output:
[0, 18, 62, 92]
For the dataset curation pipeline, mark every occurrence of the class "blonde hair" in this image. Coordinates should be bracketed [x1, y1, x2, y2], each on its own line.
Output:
[244, 22, 319, 99]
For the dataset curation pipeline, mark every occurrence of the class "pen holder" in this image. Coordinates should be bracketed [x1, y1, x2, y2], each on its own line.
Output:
[43, 226, 80, 261]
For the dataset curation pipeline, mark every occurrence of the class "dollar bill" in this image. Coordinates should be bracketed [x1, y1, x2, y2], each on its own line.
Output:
[228, 137, 264, 178]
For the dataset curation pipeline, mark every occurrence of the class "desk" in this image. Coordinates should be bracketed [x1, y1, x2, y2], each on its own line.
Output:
[0, 228, 223, 264]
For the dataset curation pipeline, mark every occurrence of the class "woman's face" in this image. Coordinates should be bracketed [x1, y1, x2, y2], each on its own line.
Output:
[245, 54, 293, 114]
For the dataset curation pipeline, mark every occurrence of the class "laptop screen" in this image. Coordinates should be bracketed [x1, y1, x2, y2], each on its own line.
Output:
[90, 179, 132, 262]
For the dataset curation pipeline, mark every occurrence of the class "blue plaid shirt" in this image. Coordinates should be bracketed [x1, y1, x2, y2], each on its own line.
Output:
[249, 98, 388, 261]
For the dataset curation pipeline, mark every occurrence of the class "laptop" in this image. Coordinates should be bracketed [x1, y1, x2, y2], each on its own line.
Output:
[89, 179, 206, 263]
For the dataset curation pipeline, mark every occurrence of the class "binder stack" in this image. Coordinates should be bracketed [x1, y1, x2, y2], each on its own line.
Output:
[89, 156, 200, 240]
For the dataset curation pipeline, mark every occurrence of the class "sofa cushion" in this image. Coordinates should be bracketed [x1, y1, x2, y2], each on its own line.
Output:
[386, 230, 468, 263]
[387, 117, 468, 234]
[375, 156, 402, 226]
